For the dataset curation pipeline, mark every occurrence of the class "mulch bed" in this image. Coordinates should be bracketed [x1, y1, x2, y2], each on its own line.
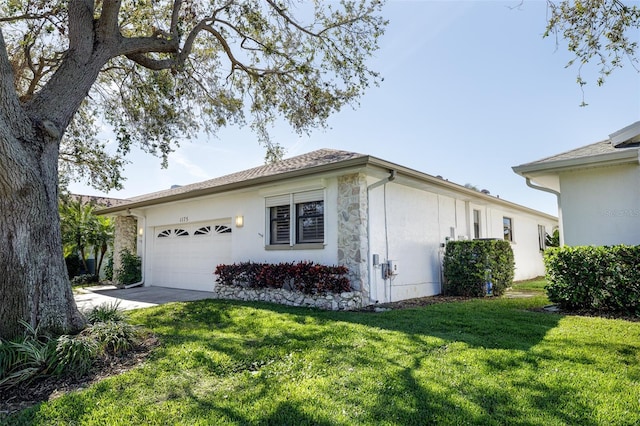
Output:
[0, 335, 159, 418]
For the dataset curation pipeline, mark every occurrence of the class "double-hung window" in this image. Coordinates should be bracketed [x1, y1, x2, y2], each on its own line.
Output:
[538, 225, 546, 251]
[266, 190, 325, 248]
[503, 217, 514, 242]
[473, 209, 481, 239]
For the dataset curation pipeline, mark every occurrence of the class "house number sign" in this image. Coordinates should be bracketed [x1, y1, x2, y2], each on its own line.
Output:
[179, 216, 189, 223]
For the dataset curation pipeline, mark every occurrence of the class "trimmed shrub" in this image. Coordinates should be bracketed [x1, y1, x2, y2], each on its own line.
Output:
[544, 245, 640, 315]
[443, 239, 514, 297]
[215, 261, 351, 294]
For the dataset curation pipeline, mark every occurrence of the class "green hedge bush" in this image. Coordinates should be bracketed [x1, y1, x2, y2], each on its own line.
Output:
[442, 240, 514, 297]
[215, 261, 351, 295]
[544, 245, 640, 315]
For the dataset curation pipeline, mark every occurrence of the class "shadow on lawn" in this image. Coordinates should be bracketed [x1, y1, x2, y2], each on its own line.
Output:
[121, 297, 604, 425]
[10, 296, 631, 425]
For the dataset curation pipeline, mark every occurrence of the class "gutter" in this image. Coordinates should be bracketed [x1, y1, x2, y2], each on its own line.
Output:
[366, 169, 397, 303]
[525, 178, 564, 247]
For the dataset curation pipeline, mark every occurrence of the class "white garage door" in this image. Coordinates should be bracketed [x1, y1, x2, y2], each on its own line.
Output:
[151, 222, 232, 291]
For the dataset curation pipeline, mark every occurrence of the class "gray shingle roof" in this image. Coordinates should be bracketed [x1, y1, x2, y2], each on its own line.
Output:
[522, 140, 618, 165]
[97, 147, 557, 220]
[127, 148, 367, 204]
[515, 138, 639, 172]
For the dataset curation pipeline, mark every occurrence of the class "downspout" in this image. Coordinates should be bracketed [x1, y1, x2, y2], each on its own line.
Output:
[525, 178, 564, 247]
[366, 170, 396, 303]
[123, 210, 146, 289]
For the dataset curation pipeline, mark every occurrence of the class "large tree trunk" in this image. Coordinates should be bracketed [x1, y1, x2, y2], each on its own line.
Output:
[0, 0, 176, 339]
[0, 119, 86, 339]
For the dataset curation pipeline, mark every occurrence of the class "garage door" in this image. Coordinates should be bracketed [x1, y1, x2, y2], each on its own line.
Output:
[151, 221, 232, 291]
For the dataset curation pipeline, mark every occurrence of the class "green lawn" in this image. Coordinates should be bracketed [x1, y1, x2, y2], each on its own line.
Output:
[6, 280, 640, 425]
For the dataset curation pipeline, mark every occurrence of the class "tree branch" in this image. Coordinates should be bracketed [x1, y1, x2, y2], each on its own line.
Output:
[170, 0, 182, 35]
[96, 0, 123, 42]
[0, 11, 58, 23]
[124, 53, 175, 71]
[68, 0, 96, 60]
[119, 36, 180, 57]
[0, 30, 30, 136]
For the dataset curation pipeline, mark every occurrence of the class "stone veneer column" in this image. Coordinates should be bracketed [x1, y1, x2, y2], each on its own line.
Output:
[337, 173, 369, 299]
[112, 216, 138, 285]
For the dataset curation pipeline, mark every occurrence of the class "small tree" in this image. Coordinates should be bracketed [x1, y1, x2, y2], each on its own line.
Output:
[60, 198, 96, 275]
[60, 198, 114, 280]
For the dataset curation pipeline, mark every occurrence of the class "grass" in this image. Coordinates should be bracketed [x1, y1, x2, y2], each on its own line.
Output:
[5, 279, 640, 425]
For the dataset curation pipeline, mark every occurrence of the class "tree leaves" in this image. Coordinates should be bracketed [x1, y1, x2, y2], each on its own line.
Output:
[0, 0, 387, 191]
[545, 0, 640, 102]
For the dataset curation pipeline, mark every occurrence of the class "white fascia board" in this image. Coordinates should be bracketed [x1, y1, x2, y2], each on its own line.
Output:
[609, 121, 640, 147]
[512, 149, 640, 177]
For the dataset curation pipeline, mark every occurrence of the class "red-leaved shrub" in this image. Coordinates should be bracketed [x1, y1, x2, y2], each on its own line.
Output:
[215, 261, 350, 294]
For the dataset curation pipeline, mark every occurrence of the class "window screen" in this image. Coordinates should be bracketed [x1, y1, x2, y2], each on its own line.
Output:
[296, 201, 324, 243]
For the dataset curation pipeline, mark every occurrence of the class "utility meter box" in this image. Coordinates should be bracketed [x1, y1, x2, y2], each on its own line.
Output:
[387, 260, 399, 275]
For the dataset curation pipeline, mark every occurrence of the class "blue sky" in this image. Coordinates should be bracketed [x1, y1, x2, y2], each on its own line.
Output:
[70, 0, 640, 216]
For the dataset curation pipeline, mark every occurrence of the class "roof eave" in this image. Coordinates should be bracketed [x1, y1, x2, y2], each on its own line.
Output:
[96, 155, 374, 215]
[97, 153, 557, 222]
[512, 149, 640, 177]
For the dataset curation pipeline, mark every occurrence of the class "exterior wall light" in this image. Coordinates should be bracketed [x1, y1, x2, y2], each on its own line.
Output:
[235, 215, 244, 228]
[138, 228, 144, 236]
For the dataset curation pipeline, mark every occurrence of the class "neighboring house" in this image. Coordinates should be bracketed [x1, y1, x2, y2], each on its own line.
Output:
[98, 149, 557, 305]
[513, 121, 640, 247]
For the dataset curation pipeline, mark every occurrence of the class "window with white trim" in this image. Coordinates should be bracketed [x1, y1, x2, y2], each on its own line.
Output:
[473, 209, 481, 239]
[538, 225, 546, 251]
[503, 217, 513, 242]
[266, 190, 324, 247]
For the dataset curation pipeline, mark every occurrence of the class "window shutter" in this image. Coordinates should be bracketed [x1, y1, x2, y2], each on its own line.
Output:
[266, 194, 291, 208]
[293, 189, 323, 204]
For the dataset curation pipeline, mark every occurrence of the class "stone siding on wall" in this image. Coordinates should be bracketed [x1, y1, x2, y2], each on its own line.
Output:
[213, 284, 363, 310]
[337, 173, 369, 299]
[113, 216, 137, 284]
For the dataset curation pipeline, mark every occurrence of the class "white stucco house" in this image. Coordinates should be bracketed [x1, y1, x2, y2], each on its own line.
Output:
[99, 149, 557, 305]
[513, 121, 640, 247]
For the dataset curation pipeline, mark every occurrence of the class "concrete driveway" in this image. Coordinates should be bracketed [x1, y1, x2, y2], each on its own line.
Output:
[74, 285, 215, 312]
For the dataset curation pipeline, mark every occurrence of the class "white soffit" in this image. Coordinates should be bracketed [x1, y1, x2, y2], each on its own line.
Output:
[609, 121, 640, 147]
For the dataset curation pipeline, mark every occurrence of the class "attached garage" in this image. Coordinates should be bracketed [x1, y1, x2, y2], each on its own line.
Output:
[150, 220, 232, 291]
